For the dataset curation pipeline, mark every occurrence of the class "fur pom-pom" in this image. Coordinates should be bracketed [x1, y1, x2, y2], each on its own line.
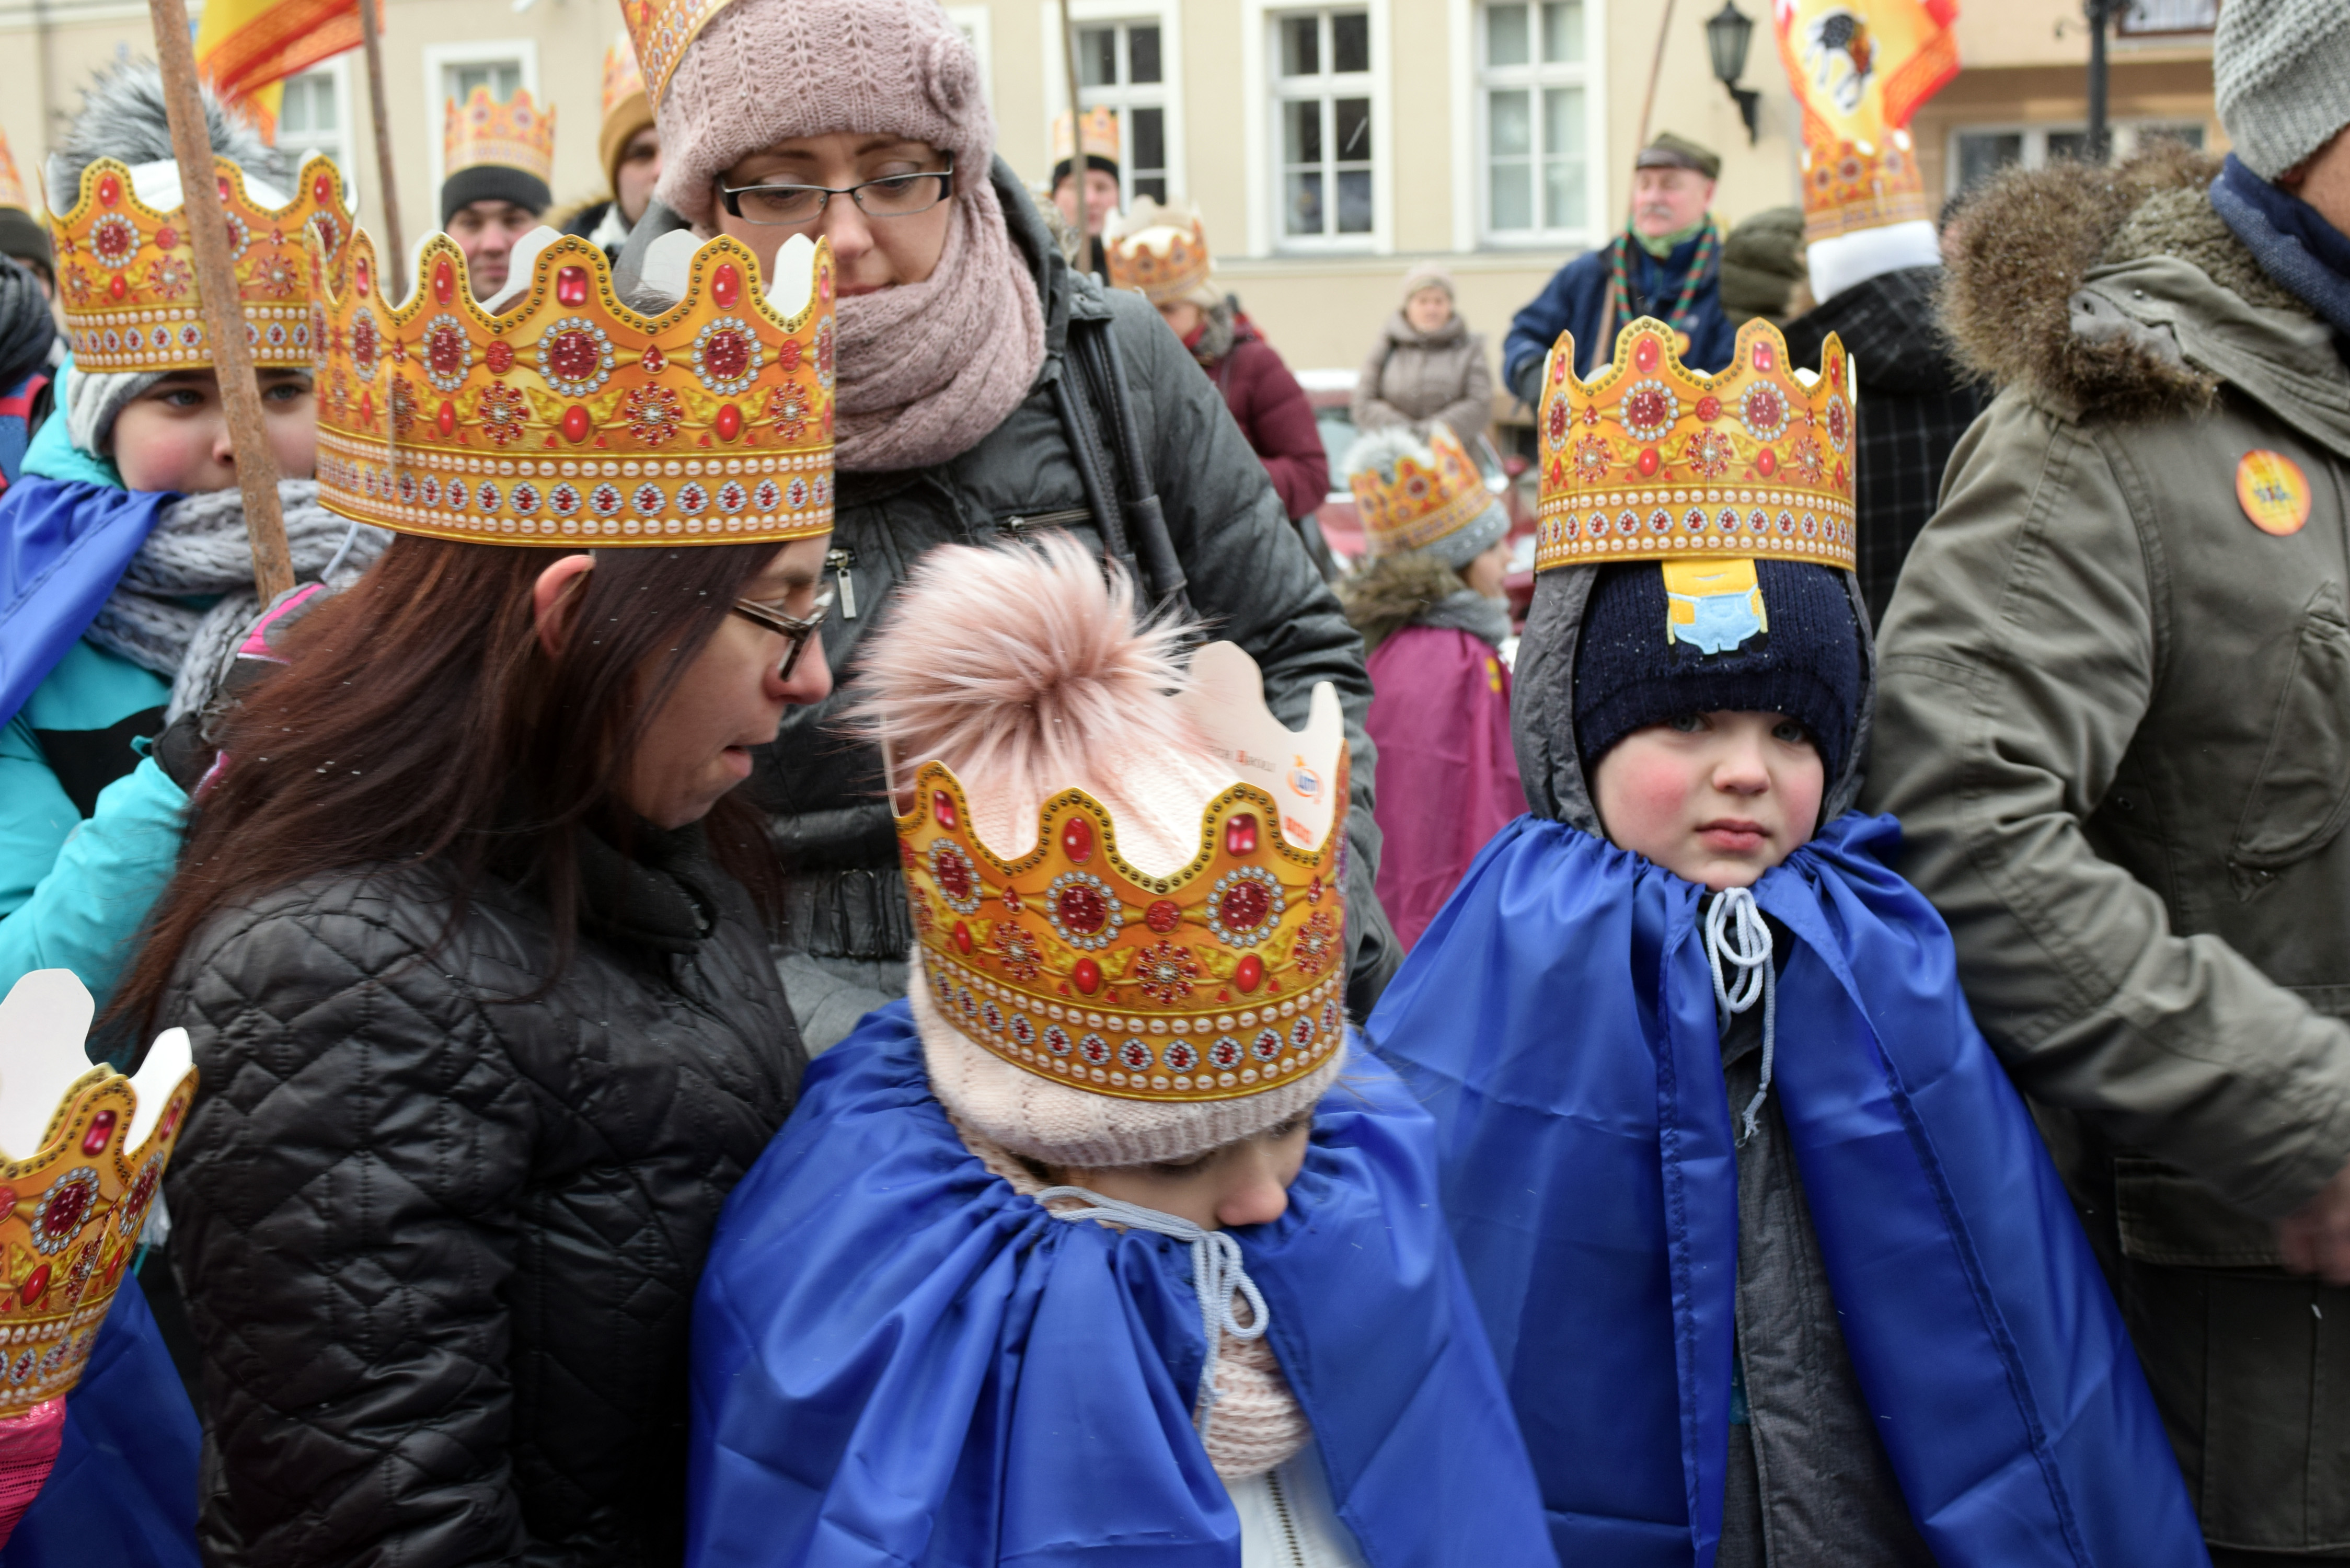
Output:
[855, 534, 1206, 811]
[1341, 423, 1436, 485]
[49, 59, 285, 213]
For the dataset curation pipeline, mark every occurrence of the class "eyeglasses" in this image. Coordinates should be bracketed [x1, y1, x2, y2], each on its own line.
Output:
[730, 586, 833, 681]
[718, 157, 956, 227]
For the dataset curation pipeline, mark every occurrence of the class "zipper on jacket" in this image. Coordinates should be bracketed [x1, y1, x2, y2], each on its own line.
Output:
[1265, 1466, 1307, 1568]
[999, 508, 1092, 538]
[825, 546, 858, 620]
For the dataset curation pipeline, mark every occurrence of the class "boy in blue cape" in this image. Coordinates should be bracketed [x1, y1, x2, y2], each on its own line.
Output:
[0, 61, 382, 1018]
[1368, 317, 2209, 1567]
[687, 537, 1556, 1567]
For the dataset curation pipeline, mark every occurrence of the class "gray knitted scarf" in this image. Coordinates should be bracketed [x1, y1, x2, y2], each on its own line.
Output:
[82, 479, 388, 723]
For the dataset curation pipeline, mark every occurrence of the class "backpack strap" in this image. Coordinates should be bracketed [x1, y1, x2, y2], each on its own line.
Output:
[1062, 315, 1195, 619]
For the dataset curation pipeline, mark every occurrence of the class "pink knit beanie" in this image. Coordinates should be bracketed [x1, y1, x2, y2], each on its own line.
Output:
[654, 0, 992, 229]
[858, 536, 1351, 1170]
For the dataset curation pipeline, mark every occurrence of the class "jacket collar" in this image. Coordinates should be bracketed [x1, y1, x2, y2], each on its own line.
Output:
[575, 817, 719, 956]
[2209, 154, 2350, 344]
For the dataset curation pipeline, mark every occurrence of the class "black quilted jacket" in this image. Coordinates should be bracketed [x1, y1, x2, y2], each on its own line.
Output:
[158, 829, 804, 1566]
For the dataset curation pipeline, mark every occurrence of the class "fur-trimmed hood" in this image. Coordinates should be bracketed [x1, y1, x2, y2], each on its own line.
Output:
[1339, 551, 1509, 655]
[1940, 147, 2333, 424]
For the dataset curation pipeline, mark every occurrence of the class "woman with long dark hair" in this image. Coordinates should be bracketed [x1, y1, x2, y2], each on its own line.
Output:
[111, 231, 837, 1556]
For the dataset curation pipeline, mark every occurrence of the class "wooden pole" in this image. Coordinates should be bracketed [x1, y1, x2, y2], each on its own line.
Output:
[1058, 0, 1084, 162]
[1633, 0, 1678, 155]
[147, 0, 294, 601]
[359, 0, 406, 299]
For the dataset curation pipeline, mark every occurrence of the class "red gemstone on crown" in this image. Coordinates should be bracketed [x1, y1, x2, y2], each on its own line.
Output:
[155, 226, 178, 252]
[96, 173, 119, 206]
[705, 331, 749, 382]
[437, 400, 457, 436]
[1219, 880, 1271, 931]
[358, 392, 374, 425]
[108, 274, 126, 300]
[556, 265, 590, 308]
[1696, 395, 1722, 423]
[1061, 816, 1094, 863]
[1225, 814, 1258, 856]
[433, 258, 455, 304]
[933, 790, 957, 828]
[716, 404, 742, 441]
[641, 344, 666, 374]
[314, 174, 333, 205]
[1753, 343, 1776, 372]
[1073, 957, 1102, 994]
[1637, 447, 1661, 477]
[562, 405, 591, 443]
[20, 1264, 47, 1305]
[79, 1110, 116, 1157]
[952, 920, 972, 954]
[216, 174, 232, 201]
[1145, 899, 1180, 933]
[1756, 448, 1777, 477]
[1634, 335, 1662, 373]
[484, 339, 515, 375]
[548, 329, 600, 382]
[711, 262, 741, 308]
[1055, 884, 1109, 935]
[1235, 954, 1265, 993]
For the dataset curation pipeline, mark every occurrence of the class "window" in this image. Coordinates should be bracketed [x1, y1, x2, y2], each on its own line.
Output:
[1477, 0, 1592, 244]
[277, 61, 357, 204]
[1273, 8, 1374, 241]
[1074, 19, 1169, 206]
[446, 60, 522, 103]
[1951, 119, 2206, 194]
[2117, 0, 2216, 35]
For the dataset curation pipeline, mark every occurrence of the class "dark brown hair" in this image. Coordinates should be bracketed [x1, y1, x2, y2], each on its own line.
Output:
[113, 533, 788, 1033]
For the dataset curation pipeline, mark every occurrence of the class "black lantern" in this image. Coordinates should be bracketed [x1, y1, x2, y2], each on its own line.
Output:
[1706, 1, 1762, 145]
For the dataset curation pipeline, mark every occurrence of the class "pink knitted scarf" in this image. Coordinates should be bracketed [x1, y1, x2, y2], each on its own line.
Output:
[833, 190, 1046, 473]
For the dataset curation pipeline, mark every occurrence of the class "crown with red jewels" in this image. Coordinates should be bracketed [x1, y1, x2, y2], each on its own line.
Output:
[898, 644, 1351, 1105]
[1533, 316, 1856, 573]
[1104, 199, 1212, 306]
[619, 0, 733, 111]
[50, 155, 352, 374]
[1052, 106, 1122, 168]
[603, 28, 648, 122]
[444, 86, 556, 184]
[1350, 422, 1493, 558]
[0, 973, 197, 1420]
[310, 223, 836, 547]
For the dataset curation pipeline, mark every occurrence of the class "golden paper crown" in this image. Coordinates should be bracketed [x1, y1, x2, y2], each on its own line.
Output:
[621, 0, 734, 112]
[0, 974, 197, 1421]
[898, 645, 1350, 1104]
[51, 155, 352, 374]
[603, 29, 648, 122]
[1104, 199, 1211, 306]
[1350, 423, 1493, 558]
[1534, 316, 1856, 573]
[310, 224, 836, 546]
[1775, 0, 1958, 240]
[0, 130, 27, 214]
[444, 86, 557, 185]
[1052, 107, 1122, 169]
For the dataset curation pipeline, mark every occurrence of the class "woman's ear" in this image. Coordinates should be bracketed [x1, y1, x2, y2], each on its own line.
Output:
[532, 554, 596, 658]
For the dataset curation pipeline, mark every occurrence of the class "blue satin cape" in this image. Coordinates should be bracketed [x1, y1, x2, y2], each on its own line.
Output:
[687, 1000, 1556, 1568]
[1366, 812, 2206, 1568]
[0, 476, 167, 728]
[0, 1270, 200, 1567]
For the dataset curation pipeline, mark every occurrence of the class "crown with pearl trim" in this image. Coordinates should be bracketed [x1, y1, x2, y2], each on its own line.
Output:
[444, 86, 557, 185]
[50, 154, 352, 374]
[1104, 199, 1212, 307]
[618, 0, 732, 111]
[1351, 421, 1492, 558]
[1534, 316, 1856, 573]
[310, 223, 835, 546]
[898, 643, 1351, 1105]
[0, 973, 197, 1421]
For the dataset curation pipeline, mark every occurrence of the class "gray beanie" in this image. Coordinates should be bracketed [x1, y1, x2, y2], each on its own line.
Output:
[65, 362, 165, 459]
[2215, 0, 2350, 180]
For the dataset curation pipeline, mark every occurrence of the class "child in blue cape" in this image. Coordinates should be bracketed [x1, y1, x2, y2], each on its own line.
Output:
[0, 61, 382, 1015]
[1368, 322, 2209, 1568]
[687, 537, 1556, 1568]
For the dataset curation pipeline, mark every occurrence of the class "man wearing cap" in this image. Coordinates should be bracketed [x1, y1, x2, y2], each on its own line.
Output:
[1500, 131, 1733, 401]
[562, 31, 660, 262]
[441, 86, 556, 299]
[1867, 3, 2350, 1559]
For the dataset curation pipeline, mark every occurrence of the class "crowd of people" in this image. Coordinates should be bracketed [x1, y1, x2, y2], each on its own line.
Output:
[0, 0, 2342, 1563]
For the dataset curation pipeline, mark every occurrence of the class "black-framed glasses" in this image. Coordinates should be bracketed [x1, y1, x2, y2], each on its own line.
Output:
[719, 157, 956, 227]
[731, 586, 833, 681]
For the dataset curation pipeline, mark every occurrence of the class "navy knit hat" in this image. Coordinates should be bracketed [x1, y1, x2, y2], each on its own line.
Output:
[1573, 559, 1861, 780]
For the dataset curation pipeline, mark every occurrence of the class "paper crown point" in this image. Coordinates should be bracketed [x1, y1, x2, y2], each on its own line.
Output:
[1103, 198, 1212, 305]
[444, 86, 557, 184]
[1533, 316, 1857, 574]
[602, 29, 649, 123]
[1775, 0, 1959, 240]
[1349, 423, 1494, 558]
[0, 972, 197, 1421]
[1052, 107, 1122, 169]
[0, 131, 28, 215]
[51, 154, 352, 374]
[621, 0, 736, 114]
[898, 643, 1351, 1105]
[312, 220, 836, 547]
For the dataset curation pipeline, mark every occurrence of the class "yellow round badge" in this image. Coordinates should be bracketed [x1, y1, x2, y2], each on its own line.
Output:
[2237, 449, 2313, 537]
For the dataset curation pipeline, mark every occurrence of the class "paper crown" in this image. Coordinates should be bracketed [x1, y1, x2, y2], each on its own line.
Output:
[0, 131, 27, 214]
[444, 86, 557, 184]
[1773, 0, 1959, 240]
[1351, 423, 1493, 558]
[1534, 316, 1856, 573]
[310, 222, 836, 547]
[51, 155, 352, 374]
[1052, 107, 1122, 169]
[603, 29, 649, 123]
[620, 0, 734, 112]
[897, 643, 1350, 1105]
[0, 973, 197, 1421]
[1103, 199, 1211, 306]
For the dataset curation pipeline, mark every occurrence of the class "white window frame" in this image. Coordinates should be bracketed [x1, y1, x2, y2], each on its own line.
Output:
[277, 55, 360, 208]
[421, 39, 541, 193]
[1464, 0, 1604, 250]
[1040, 3, 1186, 210]
[1250, 1, 1390, 256]
[1946, 117, 2207, 194]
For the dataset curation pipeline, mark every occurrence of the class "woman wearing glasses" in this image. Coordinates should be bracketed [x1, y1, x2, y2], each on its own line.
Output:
[111, 495, 835, 1555]
[618, 0, 1397, 1053]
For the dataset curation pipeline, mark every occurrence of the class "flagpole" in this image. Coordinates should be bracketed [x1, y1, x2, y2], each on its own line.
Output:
[358, 0, 405, 299]
[146, 0, 295, 602]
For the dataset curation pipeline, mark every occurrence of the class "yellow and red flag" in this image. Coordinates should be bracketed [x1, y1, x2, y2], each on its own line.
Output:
[1772, 0, 1959, 239]
[196, 0, 367, 141]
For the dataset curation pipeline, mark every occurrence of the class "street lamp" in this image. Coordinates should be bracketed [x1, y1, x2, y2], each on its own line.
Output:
[1706, 1, 1762, 145]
